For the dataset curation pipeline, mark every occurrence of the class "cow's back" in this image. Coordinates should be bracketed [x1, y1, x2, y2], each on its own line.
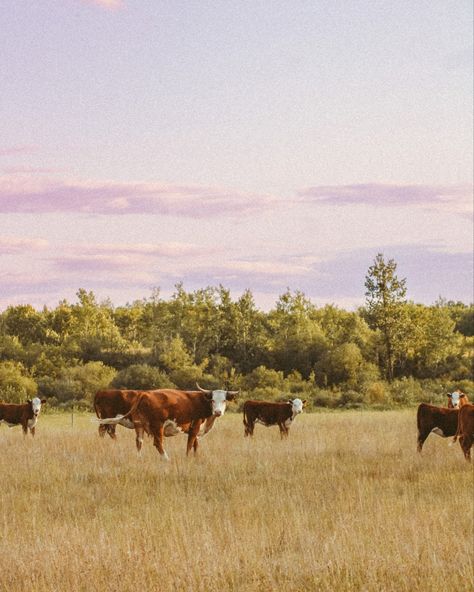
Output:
[94, 389, 144, 419]
[139, 389, 208, 423]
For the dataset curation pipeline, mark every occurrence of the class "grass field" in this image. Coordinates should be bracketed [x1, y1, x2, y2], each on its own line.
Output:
[0, 409, 472, 592]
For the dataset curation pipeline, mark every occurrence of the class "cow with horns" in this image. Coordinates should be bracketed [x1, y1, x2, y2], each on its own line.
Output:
[95, 385, 239, 459]
[94, 388, 217, 444]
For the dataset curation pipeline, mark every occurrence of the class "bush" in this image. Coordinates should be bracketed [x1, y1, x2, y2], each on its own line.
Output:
[365, 381, 390, 405]
[111, 364, 174, 390]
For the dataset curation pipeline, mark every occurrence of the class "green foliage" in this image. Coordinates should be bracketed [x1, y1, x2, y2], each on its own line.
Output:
[111, 364, 174, 390]
[364, 253, 408, 381]
[0, 278, 470, 409]
[0, 361, 38, 402]
[37, 361, 116, 404]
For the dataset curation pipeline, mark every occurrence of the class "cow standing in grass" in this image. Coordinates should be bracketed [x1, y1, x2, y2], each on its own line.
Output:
[94, 388, 219, 449]
[96, 386, 238, 459]
[0, 398, 46, 436]
[416, 392, 469, 452]
[243, 399, 306, 439]
[452, 403, 474, 461]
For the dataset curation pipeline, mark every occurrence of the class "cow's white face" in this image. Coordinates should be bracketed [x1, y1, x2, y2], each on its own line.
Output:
[31, 397, 42, 416]
[210, 390, 228, 417]
[291, 398, 304, 415]
[449, 391, 462, 408]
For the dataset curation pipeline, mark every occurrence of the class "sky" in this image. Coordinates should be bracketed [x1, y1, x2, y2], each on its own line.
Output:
[0, 0, 472, 311]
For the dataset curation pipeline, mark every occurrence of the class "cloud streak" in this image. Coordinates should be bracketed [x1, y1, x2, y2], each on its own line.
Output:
[0, 177, 277, 218]
[0, 236, 48, 255]
[81, 0, 124, 10]
[298, 183, 473, 215]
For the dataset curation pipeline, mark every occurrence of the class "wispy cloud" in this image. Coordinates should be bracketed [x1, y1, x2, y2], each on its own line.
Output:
[0, 146, 38, 157]
[0, 176, 277, 218]
[80, 0, 124, 10]
[0, 236, 48, 255]
[298, 183, 473, 215]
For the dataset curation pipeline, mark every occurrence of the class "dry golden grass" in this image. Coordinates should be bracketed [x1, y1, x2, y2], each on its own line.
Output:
[0, 410, 472, 592]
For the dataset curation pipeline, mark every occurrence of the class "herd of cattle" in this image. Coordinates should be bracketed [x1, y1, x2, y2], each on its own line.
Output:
[0, 385, 473, 461]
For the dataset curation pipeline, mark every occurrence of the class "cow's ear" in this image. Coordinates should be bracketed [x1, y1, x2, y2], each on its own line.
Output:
[302, 400, 307, 407]
[447, 393, 452, 397]
[460, 394, 466, 398]
[226, 390, 239, 401]
[41, 399, 47, 404]
[27, 400, 31, 404]
[204, 391, 213, 400]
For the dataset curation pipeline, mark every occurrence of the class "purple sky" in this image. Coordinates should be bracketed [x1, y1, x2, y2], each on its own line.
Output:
[0, 1, 472, 311]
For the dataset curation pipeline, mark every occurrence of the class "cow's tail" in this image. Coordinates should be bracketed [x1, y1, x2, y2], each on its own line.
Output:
[242, 405, 249, 429]
[93, 393, 144, 425]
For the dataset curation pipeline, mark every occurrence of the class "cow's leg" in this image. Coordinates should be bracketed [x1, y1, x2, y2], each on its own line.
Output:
[107, 425, 117, 440]
[135, 424, 145, 454]
[417, 430, 430, 453]
[22, 424, 28, 437]
[244, 417, 254, 437]
[98, 424, 107, 438]
[30, 426, 36, 437]
[459, 435, 472, 461]
[278, 422, 288, 439]
[152, 424, 169, 461]
[187, 420, 202, 456]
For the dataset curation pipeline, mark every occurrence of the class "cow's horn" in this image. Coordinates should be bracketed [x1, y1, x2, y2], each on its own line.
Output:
[226, 389, 240, 396]
[196, 383, 212, 394]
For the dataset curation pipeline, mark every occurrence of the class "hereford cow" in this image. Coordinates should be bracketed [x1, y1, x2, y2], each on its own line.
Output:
[243, 398, 307, 439]
[416, 392, 470, 452]
[453, 403, 474, 461]
[96, 385, 238, 459]
[447, 390, 468, 408]
[0, 397, 46, 436]
[94, 388, 217, 447]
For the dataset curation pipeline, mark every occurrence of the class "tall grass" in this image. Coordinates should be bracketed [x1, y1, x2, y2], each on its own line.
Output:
[0, 410, 472, 591]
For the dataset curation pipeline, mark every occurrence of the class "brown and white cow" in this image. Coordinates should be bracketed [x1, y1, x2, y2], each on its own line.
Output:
[0, 397, 46, 436]
[452, 403, 474, 461]
[94, 388, 218, 449]
[96, 386, 238, 459]
[416, 392, 470, 452]
[243, 398, 307, 439]
[447, 390, 468, 408]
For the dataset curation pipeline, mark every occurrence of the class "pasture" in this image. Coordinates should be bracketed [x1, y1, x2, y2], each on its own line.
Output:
[0, 410, 472, 592]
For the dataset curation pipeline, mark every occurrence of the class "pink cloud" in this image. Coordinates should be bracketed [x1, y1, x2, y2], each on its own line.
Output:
[3, 167, 65, 175]
[0, 177, 277, 218]
[81, 0, 124, 10]
[298, 183, 473, 214]
[0, 237, 48, 255]
[0, 146, 39, 157]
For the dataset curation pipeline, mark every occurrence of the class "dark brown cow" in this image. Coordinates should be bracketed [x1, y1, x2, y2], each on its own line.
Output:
[96, 386, 238, 459]
[453, 403, 474, 461]
[416, 392, 470, 452]
[243, 398, 306, 439]
[0, 397, 46, 436]
[94, 388, 217, 449]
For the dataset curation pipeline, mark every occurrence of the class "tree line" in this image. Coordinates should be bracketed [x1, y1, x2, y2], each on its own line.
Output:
[0, 254, 472, 410]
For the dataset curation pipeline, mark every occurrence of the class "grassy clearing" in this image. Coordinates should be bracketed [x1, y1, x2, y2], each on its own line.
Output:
[0, 410, 472, 592]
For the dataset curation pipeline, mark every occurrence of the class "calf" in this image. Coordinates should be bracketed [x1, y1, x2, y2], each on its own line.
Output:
[243, 399, 306, 439]
[0, 398, 46, 436]
[453, 403, 474, 461]
[96, 386, 238, 459]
